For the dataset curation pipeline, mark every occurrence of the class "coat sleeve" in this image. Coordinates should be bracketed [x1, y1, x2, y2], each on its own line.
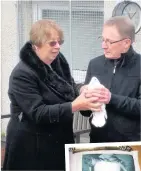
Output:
[79, 61, 92, 117]
[109, 81, 141, 117]
[10, 69, 73, 124]
[84, 60, 92, 85]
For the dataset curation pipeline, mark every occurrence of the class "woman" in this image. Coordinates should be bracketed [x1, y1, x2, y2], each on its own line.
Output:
[3, 19, 101, 170]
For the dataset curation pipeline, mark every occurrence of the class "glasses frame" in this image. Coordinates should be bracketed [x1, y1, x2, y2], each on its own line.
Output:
[46, 40, 64, 47]
[98, 36, 129, 45]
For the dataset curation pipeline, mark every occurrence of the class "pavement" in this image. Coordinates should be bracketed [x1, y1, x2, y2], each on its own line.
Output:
[80, 133, 89, 143]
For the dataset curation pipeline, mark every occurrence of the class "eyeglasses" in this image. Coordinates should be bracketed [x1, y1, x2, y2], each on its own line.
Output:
[98, 36, 128, 46]
[46, 40, 64, 47]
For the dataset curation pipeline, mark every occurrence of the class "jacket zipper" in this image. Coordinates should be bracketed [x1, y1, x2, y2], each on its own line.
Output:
[109, 64, 117, 90]
[113, 65, 117, 74]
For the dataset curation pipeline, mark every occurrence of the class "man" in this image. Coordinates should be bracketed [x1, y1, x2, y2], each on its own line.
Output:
[81, 16, 141, 142]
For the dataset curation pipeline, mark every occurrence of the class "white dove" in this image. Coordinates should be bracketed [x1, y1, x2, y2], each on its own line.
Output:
[88, 77, 107, 127]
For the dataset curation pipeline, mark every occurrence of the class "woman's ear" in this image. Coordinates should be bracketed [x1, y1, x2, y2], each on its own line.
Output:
[32, 45, 38, 51]
[34, 45, 38, 50]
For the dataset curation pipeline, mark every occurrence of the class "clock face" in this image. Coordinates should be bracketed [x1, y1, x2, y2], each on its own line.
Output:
[122, 2, 141, 33]
[112, 1, 141, 34]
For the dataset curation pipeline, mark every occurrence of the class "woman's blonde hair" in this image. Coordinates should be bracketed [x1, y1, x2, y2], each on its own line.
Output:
[30, 19, 64, 47]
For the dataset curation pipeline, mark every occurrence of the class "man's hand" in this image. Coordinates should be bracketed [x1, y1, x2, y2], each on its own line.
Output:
[83, 84, 111, 104]
[97, 86, 111, 104]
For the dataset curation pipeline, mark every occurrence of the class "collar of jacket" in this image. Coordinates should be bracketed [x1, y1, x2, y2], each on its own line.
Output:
[104, 46, 136, 67]
[20, 41, 77, 101]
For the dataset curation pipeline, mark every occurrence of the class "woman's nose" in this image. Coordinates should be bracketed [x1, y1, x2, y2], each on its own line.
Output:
[55, 42, 61, 48]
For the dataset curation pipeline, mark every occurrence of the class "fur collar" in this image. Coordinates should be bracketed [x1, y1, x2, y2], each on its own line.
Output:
[20, 41, 77, 101]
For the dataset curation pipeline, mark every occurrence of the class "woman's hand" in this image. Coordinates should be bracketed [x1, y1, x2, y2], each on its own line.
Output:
[79, 85, 88, 94]
[71, 91, 102, 113]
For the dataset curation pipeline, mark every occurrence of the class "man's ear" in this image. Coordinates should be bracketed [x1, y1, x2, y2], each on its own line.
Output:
[125, 39, 131, 48]
[123, 39, 131, 52]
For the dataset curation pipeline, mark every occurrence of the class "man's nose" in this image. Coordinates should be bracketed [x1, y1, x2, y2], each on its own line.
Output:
[102, 41, 108, 49]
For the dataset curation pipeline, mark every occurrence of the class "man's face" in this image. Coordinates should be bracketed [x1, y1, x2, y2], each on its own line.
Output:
[94, 161, 121, 171]
[101, 25, 130, 59]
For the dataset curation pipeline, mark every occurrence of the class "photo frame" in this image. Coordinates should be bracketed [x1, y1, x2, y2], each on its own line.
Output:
[65, 142, 141, 171]
[69, 145, 133, 153]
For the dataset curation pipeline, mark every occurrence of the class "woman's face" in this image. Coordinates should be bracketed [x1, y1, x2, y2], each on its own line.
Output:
[36, 29, 63, 65]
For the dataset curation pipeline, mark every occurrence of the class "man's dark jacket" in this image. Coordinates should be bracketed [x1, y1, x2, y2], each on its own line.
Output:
[83, 47, 141, 142]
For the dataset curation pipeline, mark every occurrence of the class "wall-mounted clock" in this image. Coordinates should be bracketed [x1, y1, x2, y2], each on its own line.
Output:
[112, 1, 141, 34]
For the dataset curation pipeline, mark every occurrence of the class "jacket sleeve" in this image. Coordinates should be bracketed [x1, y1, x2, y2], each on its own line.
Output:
[84, 60, 92, 85]
[10, 69, 73, 124]
[79, 61, 92, 117]
[109, 82, 141, 117]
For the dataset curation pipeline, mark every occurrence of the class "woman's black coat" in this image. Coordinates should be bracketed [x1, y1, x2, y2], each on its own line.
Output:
[3, 42, 78, 170]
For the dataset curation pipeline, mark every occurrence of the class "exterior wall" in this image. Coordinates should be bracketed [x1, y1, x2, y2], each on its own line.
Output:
[1, 1, 18, 132]
[1, 1, 33, 133]
[18, 1, 33, 49]
[104, 0, 141, 53]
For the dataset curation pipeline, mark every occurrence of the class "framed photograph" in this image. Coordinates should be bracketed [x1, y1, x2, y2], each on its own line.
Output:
[65, 142, 141, 171]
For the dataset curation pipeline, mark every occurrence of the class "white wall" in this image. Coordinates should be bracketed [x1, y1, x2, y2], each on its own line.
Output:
[1, 1, 18, 132]
[18, 1, 33, 49]
[1, 1, 33, 133]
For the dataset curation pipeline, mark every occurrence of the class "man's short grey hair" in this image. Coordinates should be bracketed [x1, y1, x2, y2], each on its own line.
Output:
[104, 16, 135, 43]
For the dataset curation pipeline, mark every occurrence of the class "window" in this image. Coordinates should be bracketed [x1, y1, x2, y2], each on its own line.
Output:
[33, 1, 104, 82]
